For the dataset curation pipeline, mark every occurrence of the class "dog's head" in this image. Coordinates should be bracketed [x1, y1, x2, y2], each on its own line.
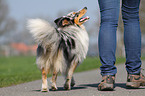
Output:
[54, 7, 89, 27]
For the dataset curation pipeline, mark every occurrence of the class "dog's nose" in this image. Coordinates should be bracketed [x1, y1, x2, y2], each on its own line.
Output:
[84, 7, 87, 10]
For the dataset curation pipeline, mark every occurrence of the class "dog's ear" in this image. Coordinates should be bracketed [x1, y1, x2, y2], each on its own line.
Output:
[54, 17, 62, 26]
[54, 17, 72, 27]
[62, 18, 70, 26]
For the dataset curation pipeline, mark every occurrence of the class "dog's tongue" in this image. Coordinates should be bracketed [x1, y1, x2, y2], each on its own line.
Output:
[80, 16, 90, 22]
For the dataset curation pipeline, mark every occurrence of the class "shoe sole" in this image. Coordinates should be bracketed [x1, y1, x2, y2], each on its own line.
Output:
[140, 83, 145, 86]
[126, 82, 140, 88]
[98, 83, 114, 91]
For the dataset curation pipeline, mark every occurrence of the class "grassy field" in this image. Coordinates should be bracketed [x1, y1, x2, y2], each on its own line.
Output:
[0, 56, 144, 88]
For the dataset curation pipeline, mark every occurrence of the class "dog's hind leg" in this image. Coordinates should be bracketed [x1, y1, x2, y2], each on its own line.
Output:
[51, 69, 58, 91]
[41, 68, 48, 92]
[71, 76, 75, 87]
[64, 61, 78, 90]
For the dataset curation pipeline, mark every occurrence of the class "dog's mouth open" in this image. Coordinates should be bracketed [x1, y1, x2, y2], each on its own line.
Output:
[54, 7, 89, 27]
[74, 7, 90, 26]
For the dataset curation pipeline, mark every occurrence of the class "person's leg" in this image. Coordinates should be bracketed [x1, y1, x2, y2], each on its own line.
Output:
[122, 0, 145, 88]
[98, 0, 120, 76]
[98, 0, 120, 91]
[122, 0, 141, 75]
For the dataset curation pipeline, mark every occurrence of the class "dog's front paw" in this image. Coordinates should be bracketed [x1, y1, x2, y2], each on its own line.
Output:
[41, 88, 49, 92]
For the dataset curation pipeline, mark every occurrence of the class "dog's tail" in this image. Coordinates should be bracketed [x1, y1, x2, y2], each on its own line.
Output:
[27, 19, 59, 45]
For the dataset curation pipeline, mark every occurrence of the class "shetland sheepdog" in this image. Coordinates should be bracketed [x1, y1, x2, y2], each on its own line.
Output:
[27, 7, 89, 92]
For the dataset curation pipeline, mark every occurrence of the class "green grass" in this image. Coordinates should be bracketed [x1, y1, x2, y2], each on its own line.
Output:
[0, 56, 145, 88]
[75, 57, 126, 72]
[0, 56, 41, 87]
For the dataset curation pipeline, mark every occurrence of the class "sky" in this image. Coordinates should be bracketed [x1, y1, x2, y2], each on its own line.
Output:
[7, 0, 100, 23]
[3, 0, 145, 56]
[4, 0, 100, 54]
[5, 0, 100, 45]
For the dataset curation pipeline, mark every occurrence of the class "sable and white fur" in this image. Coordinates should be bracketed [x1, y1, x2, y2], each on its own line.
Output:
[27, 7, 89, 92]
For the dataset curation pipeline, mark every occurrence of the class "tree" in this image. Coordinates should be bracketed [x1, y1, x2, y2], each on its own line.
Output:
[0, 0, 17, 36]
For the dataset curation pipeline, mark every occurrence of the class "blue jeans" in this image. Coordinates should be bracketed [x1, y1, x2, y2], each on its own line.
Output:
[98, 0, 142, 76]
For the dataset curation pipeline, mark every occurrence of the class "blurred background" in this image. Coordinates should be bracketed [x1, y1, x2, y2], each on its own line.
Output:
[1, 0, 145, 88]
[0, 0, 145, 57]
